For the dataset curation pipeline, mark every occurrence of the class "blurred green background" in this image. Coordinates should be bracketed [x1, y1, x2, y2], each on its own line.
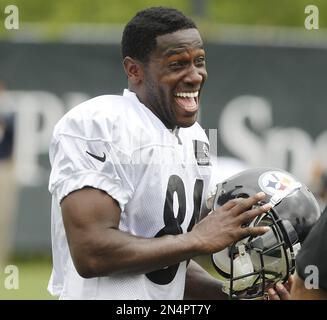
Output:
[0, 0, 326, 26]
[0, 256, 215, 300]
[0, 0, 327, 38]
[0, 257, 55, 299]
[0, 0, 325, 300]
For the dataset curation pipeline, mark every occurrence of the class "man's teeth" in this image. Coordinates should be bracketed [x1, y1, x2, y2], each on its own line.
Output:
[175, 91, 199, 98]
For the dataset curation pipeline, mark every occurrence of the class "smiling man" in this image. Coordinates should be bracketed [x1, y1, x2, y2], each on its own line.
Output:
[128, 26, 207, 129]
[48, 7, 271, 300]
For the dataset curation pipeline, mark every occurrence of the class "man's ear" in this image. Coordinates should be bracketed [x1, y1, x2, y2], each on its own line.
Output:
[123, 57, 144, 85]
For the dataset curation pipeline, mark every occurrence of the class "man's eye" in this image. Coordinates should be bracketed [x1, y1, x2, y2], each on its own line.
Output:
[195, 57, 205, 66]
[169, 61, 184, 69]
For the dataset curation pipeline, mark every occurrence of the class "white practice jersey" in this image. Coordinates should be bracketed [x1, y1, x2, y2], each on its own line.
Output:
[48, 89, 211, 299]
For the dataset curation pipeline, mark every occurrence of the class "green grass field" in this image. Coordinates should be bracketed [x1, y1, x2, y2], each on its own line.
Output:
[0, 255, 219, 300]
[0, 258, 56, 300]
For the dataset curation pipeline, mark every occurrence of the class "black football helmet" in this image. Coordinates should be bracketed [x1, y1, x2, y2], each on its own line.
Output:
[208, 167, 321, 299]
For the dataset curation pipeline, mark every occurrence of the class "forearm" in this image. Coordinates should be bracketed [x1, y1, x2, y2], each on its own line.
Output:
[71, 227, 200, 278]
[184, 260, 228, 300]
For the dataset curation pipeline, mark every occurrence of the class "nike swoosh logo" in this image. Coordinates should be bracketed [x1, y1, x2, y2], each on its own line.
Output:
[86, 151, 106, 163]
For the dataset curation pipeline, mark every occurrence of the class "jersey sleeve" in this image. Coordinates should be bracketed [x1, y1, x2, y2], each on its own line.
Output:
[295, 208, 327, 291]
[48, 130, 134, 212]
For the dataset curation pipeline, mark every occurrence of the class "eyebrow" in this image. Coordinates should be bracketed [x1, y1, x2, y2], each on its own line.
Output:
[164, 45, 204, 57]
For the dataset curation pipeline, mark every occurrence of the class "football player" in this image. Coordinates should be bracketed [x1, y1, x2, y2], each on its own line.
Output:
[48, 7, 271, 299]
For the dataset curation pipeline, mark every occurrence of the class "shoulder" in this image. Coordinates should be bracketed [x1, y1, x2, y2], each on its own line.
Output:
[51, 93, 160, 155]
[52, 94, 148, 142]
[54, 95, 129, 134]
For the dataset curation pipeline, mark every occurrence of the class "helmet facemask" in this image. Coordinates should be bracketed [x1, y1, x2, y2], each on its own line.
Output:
[212, 209, 301, 299]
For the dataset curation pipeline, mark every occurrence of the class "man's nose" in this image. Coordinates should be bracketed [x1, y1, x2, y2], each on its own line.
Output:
[184, 66, 206, 86]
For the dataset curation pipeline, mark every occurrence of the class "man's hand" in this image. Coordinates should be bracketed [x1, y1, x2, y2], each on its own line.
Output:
[267, 275, 294, 300]
[188, 192, 272, 254]
[268, 273, 327, 300]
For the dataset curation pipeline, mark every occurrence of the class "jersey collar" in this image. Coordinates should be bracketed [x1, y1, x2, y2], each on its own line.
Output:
[123, 89, 168, 131]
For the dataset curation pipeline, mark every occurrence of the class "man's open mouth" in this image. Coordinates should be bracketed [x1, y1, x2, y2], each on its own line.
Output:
[173, 91, 199, 112]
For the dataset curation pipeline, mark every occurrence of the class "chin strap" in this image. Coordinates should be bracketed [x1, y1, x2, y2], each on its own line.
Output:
[221, 244, 256, 295]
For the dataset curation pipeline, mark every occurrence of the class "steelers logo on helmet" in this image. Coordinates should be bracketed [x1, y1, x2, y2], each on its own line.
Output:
[258, 170, 301, 197]
[209, 167, 321, 300]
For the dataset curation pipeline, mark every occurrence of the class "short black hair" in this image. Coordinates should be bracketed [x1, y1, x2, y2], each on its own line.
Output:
[121, 7, 197, 63]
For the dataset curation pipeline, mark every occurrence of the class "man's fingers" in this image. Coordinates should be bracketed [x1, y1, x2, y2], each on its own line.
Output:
[220, 198, 243, 211]
[242, 226, 270, 237]
[283, 275, 294, 293]
[230, 192, 266, 215]
[239, 203, 272, 224]
[268, 288, 280, 300]
[275, 282, 291, 300]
